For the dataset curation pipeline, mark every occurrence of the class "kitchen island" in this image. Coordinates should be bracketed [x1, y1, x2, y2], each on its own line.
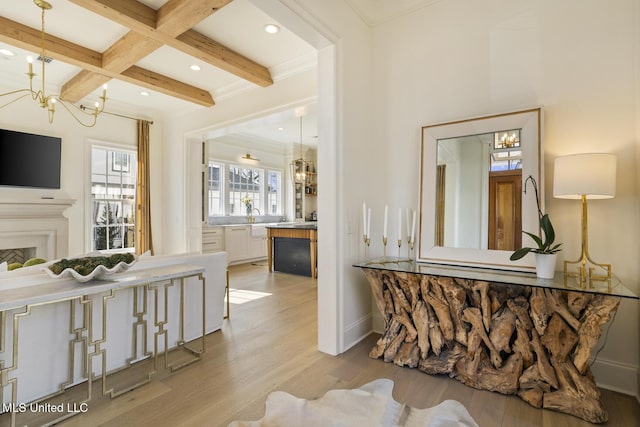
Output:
[266, 223, 317, 278]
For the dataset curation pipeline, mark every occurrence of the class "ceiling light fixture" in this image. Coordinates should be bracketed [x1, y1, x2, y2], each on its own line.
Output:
[239, 153, 260, 164]
[264, 24, 280, 34]
[190, 64, 201, 71]
[0, 0, 107, 127]
[290, 107, 308, 185]
[140, 91, 149, 96]
[0, 48, 14, 56]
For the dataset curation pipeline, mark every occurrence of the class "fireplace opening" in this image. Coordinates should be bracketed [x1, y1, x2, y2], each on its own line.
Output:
[0, 247, 37, 265]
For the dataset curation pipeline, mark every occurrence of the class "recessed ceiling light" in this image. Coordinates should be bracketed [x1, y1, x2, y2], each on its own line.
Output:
[190, 64, 201, 71]
[140, 91, 149, 96]
[278, 127, 284, 131]
[264, 24, 280, 34]
[0, 48, 14, 56]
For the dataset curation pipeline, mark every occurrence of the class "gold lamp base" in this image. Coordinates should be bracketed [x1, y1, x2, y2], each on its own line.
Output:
[563, 195, 612, 291]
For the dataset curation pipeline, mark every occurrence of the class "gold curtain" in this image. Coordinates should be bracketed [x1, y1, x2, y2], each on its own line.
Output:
[135, 120, 154, 255]
[435, 164, 446, 246]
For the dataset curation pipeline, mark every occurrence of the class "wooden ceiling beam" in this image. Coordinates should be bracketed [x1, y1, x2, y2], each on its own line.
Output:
[61, 0, 230, 103]
[69, 0, 272, 87]
[121, 66, 214, 107]
[172, 30, 272, 87]
[156, 0, 233, 35]
[0, 16, 213, 107]
[0, 16, 101, 69]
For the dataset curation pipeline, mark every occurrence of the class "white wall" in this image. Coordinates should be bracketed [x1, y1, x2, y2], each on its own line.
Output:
[369, 0, 639, 395]
[0, 94, 165, 256]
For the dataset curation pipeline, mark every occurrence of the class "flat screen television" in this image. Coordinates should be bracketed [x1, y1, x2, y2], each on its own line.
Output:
[0, 129, 62, 189]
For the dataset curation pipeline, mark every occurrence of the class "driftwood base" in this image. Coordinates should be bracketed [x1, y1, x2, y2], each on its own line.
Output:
[360, 268, 620, 424]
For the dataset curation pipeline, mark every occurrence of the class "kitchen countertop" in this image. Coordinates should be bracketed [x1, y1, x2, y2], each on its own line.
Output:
[265, 222, 317, 230]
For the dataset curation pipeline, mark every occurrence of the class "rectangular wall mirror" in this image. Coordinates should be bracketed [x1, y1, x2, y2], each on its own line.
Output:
[418, 108, 542, 271]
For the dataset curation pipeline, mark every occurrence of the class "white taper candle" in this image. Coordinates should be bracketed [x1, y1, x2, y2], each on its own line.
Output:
[362, 202, 367, 237]
[405, 209, 411, 239]
[383, 205, 388, 239]
[410, 211, 416, 244]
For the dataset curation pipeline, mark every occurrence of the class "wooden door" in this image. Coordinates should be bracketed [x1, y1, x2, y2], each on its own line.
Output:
[488, 170, 522, 250]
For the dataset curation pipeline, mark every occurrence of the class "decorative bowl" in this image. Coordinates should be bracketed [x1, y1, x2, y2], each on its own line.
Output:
[45, 255, 136, 283]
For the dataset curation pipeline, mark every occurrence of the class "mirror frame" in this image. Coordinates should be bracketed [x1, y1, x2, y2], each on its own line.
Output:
[418, 108, 542, 272]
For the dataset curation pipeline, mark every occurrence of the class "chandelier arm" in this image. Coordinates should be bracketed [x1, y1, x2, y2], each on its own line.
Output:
[69, 100, 104, 116]
[0, 92, 34, 109]
[54, 98, 99, 127]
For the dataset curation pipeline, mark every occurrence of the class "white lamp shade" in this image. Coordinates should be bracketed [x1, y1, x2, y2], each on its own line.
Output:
[553, 153, 616, 199]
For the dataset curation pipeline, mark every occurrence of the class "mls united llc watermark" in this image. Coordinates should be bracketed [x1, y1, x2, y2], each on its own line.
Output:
[2, 402, 88, 414]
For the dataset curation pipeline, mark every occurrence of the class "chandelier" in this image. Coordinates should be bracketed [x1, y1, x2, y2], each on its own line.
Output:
[494, 130, 521, 149]
[0, 0, 108, 127]
[289, 114, 308, 185]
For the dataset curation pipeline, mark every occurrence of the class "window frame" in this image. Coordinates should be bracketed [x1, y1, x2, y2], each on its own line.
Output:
[87, 141, 137, 253]
[207, 159, 283, 219]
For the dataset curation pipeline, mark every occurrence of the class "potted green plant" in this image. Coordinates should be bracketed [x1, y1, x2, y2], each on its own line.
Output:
[510, 175, 562, 278]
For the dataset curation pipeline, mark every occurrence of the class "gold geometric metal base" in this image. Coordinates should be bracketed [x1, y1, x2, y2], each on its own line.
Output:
[563, 195, 612, 292]
[0, 267, 206, 427]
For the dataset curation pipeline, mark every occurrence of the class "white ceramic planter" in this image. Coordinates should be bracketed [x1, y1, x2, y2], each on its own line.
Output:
[535, 253, 557, 279]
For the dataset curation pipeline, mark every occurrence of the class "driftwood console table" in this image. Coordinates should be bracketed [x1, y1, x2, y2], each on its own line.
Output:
[355, 259, 638, 423]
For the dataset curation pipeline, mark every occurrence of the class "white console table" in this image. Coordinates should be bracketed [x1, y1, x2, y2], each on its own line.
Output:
[0, 263, 206, 427]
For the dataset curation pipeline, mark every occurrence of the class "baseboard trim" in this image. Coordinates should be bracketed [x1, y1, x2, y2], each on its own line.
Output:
[591, 357, 639, 398]
[343, 313, 373, 351]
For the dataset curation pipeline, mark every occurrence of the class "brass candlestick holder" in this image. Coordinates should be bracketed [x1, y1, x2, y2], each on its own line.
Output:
[382, 236, 388, 260]
[363, 235, 370, 259]
[406, 236, 416, 260]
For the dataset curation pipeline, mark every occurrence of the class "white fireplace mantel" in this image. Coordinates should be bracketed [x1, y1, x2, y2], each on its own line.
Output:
[0, 198, 76, 219]
[0, 197, 76, 259]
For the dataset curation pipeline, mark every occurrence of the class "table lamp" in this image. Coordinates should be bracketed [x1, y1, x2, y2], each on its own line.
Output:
[553, 153, 616, 289]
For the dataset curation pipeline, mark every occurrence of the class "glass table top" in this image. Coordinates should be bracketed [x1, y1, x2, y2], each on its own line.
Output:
[354, 258, 638, 300]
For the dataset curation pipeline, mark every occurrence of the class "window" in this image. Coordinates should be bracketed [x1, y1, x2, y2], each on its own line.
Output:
[207, 162, 224, 215]
[266, 170, 282, 215]
[91, 146, 137, 251]
[490, 129, 522, 172]
[207, 161, 282, 218]
[228, 165, 262, 215]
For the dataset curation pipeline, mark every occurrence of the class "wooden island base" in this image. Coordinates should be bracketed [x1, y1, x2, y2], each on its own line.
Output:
[360, 267, 621, 424]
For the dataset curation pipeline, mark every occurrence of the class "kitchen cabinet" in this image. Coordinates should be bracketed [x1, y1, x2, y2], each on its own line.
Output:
[224, 226, 249, 263]
[202, 226, 224, 253]
[249, 235, 268, 259]
[224, 225, 268, 265]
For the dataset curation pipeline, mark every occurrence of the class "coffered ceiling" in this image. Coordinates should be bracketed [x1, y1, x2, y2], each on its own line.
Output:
[0, 0, 316, 118]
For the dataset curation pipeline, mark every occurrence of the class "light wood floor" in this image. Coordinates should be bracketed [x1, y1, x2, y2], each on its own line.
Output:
[56, 262, 639, 427]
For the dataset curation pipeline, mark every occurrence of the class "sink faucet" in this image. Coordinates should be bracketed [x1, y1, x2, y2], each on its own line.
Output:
[253, 208, 261, 216]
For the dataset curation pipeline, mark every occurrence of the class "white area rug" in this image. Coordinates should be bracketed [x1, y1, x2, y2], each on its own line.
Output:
[228, 378, 478, 427]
